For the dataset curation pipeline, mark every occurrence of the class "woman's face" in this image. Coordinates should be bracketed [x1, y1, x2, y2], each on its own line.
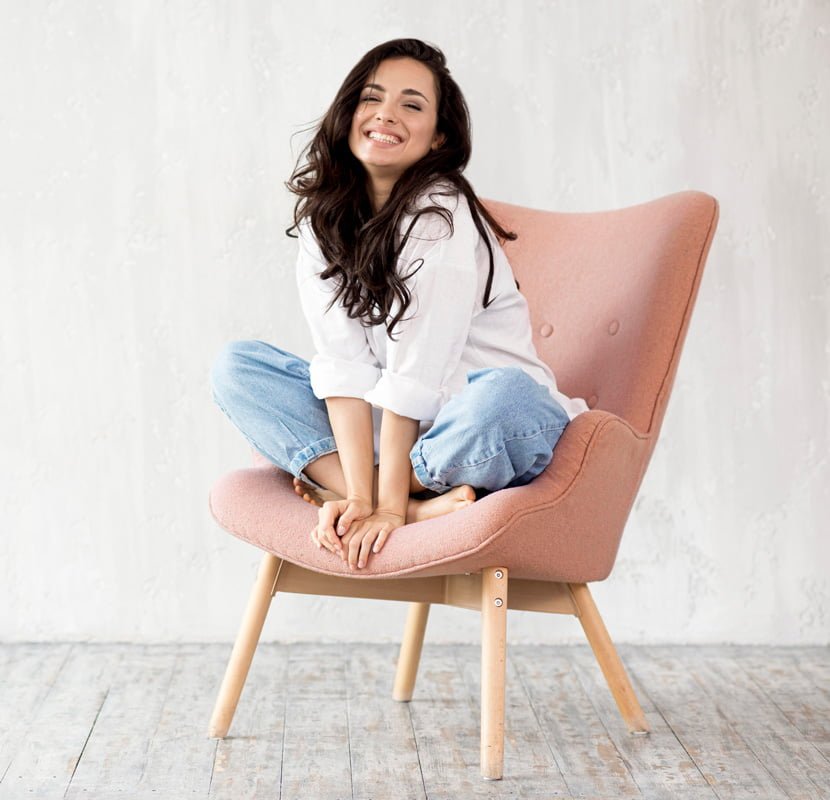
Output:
[348, 57, 445, 184]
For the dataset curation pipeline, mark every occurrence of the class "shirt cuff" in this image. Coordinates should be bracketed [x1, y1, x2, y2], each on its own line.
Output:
[363, 370, 444, 421]
[309, 354, 381, 400]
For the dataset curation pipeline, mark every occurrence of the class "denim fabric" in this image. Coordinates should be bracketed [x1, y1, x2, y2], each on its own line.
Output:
[209, 339, 570, 496]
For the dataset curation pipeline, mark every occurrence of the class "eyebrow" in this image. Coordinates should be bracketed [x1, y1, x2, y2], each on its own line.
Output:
[361, 83, 430, 104]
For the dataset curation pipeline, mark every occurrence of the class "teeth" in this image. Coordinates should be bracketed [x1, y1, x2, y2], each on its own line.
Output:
[368, 131, 401, 144]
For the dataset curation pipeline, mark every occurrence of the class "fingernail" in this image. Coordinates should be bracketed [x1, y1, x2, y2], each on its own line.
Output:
[358, 560, 364, 568]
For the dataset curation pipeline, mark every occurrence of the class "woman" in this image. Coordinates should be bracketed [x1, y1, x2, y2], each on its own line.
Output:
[210, 38, 588, 572]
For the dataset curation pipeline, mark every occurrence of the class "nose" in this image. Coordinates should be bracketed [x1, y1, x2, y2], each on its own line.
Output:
[375, 99, 397, 124]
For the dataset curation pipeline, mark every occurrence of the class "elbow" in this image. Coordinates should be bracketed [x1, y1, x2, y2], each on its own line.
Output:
[364, 370, 443, 421]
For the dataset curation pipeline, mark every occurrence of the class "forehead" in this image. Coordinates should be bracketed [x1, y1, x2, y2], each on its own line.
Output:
[366, 57, 437, 101]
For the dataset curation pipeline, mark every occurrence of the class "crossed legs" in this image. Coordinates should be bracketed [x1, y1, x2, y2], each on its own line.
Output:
[296, 450, 477, 524]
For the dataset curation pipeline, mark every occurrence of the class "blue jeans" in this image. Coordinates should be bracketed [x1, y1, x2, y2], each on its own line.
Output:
[209, 340, 570, 496]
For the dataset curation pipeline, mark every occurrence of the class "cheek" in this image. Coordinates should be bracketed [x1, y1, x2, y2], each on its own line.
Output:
[349, 120, 364, 146]
[417, 125, 438, 150]
[350, 110, 365, 133]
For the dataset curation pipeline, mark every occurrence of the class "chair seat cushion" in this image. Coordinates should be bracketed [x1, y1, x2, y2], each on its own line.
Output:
[208, 411, 647, 582]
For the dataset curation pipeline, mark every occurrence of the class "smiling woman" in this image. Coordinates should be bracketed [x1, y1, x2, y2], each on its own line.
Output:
[209, 39, 589, 571]
[347, 58, 446, 213]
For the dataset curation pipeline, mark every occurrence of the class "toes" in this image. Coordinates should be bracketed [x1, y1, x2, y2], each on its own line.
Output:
[460, 485, 477, 502]
[448, 485, 474, 502]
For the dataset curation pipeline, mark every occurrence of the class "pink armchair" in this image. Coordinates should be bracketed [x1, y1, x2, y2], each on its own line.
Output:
[206, 190, 720, 780]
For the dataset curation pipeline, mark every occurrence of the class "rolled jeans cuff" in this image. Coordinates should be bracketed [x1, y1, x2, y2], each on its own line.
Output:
[290, 435, 338, 490]
[410, 440, 451, 494]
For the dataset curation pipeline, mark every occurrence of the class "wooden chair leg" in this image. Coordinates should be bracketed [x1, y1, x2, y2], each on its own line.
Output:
[480, 566, 508, 780]
[208, 553, 281, 738]
[393, 602, 430, 702]
[568, 582, 649, 735]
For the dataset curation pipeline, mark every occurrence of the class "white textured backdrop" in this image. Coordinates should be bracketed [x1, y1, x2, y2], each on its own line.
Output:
[1, 1, 827, 644]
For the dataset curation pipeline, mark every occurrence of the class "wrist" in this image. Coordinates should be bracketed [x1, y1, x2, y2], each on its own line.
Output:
[374, 504, 407, 520]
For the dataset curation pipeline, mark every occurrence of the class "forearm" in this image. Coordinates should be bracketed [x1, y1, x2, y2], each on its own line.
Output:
[324, 396, 375, 503]
[376, 408, 421, 518]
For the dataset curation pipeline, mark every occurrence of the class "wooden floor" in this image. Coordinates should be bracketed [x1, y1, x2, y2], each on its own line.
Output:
[0, 642, 827, 799]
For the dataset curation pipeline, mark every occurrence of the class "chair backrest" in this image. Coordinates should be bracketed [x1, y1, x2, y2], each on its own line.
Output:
[482, 191, 719, 439]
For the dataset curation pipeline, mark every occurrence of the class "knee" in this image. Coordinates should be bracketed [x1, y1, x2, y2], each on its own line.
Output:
[469, 367, 549, 427]
[209, 340, 257, 400]
[475, 366, 537, 405]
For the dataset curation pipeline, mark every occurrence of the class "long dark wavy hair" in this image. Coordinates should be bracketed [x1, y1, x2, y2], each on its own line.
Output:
[285, 38, 518, 341]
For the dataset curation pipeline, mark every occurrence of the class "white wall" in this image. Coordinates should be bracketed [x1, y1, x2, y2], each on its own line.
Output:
[1, 1, 827, 644]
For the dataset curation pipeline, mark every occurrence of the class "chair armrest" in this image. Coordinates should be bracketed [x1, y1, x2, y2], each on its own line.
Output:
[400, 410, 652, 582]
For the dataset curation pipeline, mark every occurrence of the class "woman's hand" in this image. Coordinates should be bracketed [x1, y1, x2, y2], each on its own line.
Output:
[339, 510, 405, 570]
[310, 496, 374, 556]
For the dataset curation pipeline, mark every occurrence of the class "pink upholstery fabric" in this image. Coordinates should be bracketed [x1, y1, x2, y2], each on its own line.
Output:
[209, 190, 719, 582]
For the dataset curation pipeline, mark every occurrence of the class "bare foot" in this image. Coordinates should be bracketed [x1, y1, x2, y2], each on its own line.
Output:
[293, 476, 344, 508]
[294, 475, 477, 523]
[406, 485, 477, 524]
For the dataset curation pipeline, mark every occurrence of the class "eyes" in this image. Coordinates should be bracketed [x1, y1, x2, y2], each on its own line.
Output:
[359, 94, 422, 111]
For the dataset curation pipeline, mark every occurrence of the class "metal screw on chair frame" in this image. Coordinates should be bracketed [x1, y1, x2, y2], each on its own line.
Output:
[494, 570, 504, 579]
[494, 598, 503, 607]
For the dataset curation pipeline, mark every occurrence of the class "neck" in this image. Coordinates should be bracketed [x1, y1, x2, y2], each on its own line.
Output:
[368, 173, 398, 214]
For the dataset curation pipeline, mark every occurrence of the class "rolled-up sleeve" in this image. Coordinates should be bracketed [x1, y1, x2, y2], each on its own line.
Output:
[296, 221, 381, 400]
[363, 193, 479, 421]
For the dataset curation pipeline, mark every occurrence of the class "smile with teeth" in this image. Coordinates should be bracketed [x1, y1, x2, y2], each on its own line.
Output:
[367, 131, 402, 145]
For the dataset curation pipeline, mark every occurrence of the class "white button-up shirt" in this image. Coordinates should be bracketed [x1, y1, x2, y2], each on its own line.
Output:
[296, 184, 589, 462]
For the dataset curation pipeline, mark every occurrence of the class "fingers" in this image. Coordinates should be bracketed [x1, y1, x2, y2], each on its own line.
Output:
[373, 526, 391, 555]
[318, 501, 343, 554]
[356, 530, 381, 570]
[311, 524, 338, 555]
[336, 507, 352, 538]
[337, 498, 374, 537]
[312, 513, 396, 569]
[344, 524, 389, 570]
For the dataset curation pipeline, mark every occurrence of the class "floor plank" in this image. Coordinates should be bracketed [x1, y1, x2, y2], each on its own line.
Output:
[62, 644, 180, 798]
[0, 642, 828, 799]
[568, 644, 717, 800]
[279, 642, 352, 800]
[457, 643, 573, 796]
[208, 642, 288, 800]
[0, 642, 73, 791]
[631, 646, 791, 800]
[683, 646, 830, 799]
[511, 644, 643, 798]
[409, 643, 526, 798]
[0, 643, 114, 798]
[738, 646, 830, 742]
[135, 643, 225, 795]
[346, 643, 426, 800]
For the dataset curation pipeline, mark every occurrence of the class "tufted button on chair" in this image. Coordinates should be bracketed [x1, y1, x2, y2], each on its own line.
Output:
[206, 190, 720, 780]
